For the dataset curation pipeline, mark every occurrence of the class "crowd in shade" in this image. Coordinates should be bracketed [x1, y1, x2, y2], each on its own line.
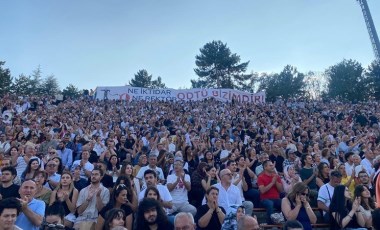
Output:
[1, 95, 380, 230]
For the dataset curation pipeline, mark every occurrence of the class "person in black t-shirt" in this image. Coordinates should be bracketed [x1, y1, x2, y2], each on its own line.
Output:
[0, 166, 20, 200]
[135, 198, 173, 230]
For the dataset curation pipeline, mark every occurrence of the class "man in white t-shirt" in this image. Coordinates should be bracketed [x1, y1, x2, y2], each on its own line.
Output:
[138, 169, 173, 213]
[220, 142, 232, 163]
[136, 154, 165, 189]
[317, 170, 342, 222]
[166, 157, 196, 216]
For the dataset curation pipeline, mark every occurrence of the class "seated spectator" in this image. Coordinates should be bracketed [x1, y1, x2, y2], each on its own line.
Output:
[113, 176, 138, 212]
[95, 161, 115, 190]
[166, 157, 197, 216]
[136, 154, 165, 189]
[258, 160, 284, 224]
[71, 149, 94, 180]
[299, 154, 318, 206]
[201, 166, 219, 192]
[0, 166, 20, 199]
[221, 205, 245, 230]
[189, 162, 207, 208]
[103, 208, 126, 230]
[135, 198, 173, 230]
[0, 197, 22, 230]
[195, 187, 226, 230]
[357, 170, 375, 197]
[42, 202, 70, 230]
[236, 155, 260, 210]
[49, 172, 79, 228]
[72, 165, 88, 192]
[281, 182, 317, 230]
[33, 171, 52, 205]
[20, 157, 41, 183]
[329, 185, 366, 229]
[15, 180, 45, 230]
[355, 184, 376, 228]
[281, 165, 302, 194]
[44, 159, 61, 190]
[174, 212, 196, 230]
[316, 162, 330, 188]
[74, 168, 110, 229]
[138, 170, 173, 211]
[119, 162, 141, 196]
[337, 163, 355, 194]
[236, 215, 260, 230]
[96, 184, 133, 230]
[57, 141, 73, 171]
[317, 170, 342, 222]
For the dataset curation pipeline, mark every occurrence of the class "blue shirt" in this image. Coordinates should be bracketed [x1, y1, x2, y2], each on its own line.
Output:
[57, 148, 73, 169]
[15, 198, 45, 230]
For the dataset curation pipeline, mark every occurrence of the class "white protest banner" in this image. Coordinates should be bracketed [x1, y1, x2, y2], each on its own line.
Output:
[94, 86, 265, 103]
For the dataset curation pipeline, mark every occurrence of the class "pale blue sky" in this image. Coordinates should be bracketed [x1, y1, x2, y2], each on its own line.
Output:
[1, 0, 379, 90]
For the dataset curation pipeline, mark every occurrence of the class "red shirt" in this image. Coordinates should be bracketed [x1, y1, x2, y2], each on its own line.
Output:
[257, 172, 281, 200]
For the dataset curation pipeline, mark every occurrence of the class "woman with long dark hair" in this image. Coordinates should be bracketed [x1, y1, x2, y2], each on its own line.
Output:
[20, 157, 41, 182]
[190, 162, 208, 207]
[119, 162, 140, 196]
[354, 184, 376, 228]
[103, 208, 126, 230]
[113, 176, 138, 212]
[316, 162, 330, 188]
[329, 185, 366, 229]
[96, 184, 133, 230]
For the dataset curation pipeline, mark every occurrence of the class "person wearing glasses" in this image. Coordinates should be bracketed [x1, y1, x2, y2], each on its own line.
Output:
[210, 169, 242, 215]
[42, 202, 71, 230]
[357, 171, 375, 198]
[281, 182, 316, 230]
[44, 159, 61, 190]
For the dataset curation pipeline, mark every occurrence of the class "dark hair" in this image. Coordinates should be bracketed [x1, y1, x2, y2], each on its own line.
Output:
[24, 158, 41, 175]
[45, 202, 65, 220]
[104, 208, 126, 230]
[1, 166, 17, 176]
[206, 186, 219, 195]
[92, 166, 104, 176]
[144, 169, 157, 178]
[354, 184, 376, 210]
[283, 220, 304, 230]
[34, 171, 48, 185]
[144, 186, 161, 201]
[344, 152, 354, 161]
[329, 185, 350, 228]
[113, 175, 133, 203]
[136, 198, 168, 230]
[109, 184, 128, 207]
[50, 157, 64, 175]
[262, 160, 272, 168]
[0, 198, 21, 215]
[317, 162, 329, 179]
[300, 154, 310, 167]
[107, 154, 120, 171]
[372, 208, 380, 230]
[226, 160, 235, 167]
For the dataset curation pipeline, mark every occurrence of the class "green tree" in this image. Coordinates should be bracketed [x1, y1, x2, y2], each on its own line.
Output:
[151, 76, 166, 89]
[192, 40, 253, 90]
[258, 65, 306, 101]
[62, 84, 81, 99]
[13, 74, 34, 95]
[325, 59, 367, 101]
[30, 65, 44, 95]
[129, 69, 166, 88]
[129, 70, 153, 88]
[366, 60, 380, 100]
[0, 61, 13, 96]
[41, 75, 60, 95]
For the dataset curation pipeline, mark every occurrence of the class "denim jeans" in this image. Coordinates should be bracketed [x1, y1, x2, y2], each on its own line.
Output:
[261, 198, 282, 224]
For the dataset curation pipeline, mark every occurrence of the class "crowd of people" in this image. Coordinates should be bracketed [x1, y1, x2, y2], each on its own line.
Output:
[0, 95, 380, 230]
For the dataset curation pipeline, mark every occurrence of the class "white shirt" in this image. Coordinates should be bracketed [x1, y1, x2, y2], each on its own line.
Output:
[345, 162, 354, 177]
[361, 158, 374, 177]
[202, 182, 242, 215]
[138, 184, 173, 214]
[136, 165, 165, 189]
[71, 160, 94, 179]
[166, 174, 190, 203]
[317, 183, 335, 214]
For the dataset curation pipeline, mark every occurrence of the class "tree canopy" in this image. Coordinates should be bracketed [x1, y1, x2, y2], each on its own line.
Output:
[192, 40, 254, 90]
[129, 69, 166, 88]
